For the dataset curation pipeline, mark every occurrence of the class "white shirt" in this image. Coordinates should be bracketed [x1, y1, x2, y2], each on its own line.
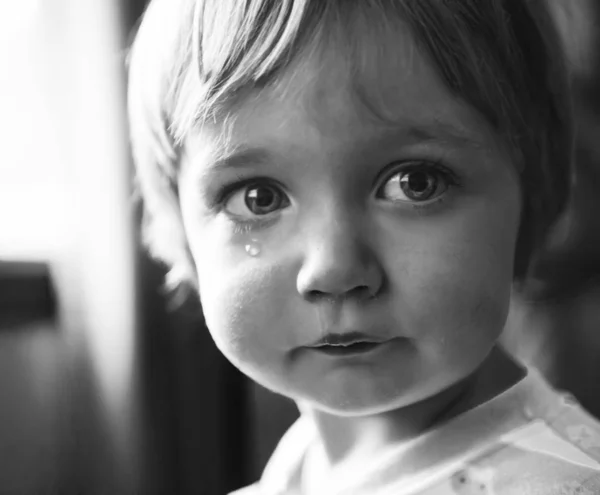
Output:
[232, 369, 600, 494]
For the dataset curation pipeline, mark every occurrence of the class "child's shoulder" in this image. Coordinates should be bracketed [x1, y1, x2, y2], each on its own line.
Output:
[423, 374, 600, 495]
[390, 370, 600, 494]
[455, 418, 600, 494]
[439, 446, 600, 495]
[406, 405, 600, 494]
[520, 370, 600, 466]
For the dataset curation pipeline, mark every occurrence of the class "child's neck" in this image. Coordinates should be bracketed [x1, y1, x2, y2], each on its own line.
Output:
[299, 347, 525, 469]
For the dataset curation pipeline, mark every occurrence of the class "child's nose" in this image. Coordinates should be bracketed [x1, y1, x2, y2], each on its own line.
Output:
[296, 212, 384, 302]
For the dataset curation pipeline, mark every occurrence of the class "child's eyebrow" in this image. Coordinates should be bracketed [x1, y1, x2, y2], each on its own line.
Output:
[203, 146, 274, 174]
[400, 120, 487, 150]
[202, 120, 487, 173]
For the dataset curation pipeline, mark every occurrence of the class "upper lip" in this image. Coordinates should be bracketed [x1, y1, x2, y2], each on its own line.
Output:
[308, 331, 388, 347]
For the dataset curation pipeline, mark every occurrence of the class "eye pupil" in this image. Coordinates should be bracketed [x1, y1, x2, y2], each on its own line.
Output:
[400, 171, 437, 200]
[245, 186, 279, 213]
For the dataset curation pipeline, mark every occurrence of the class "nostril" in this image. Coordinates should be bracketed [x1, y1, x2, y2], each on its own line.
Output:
[305, 290, 331, 304]
[306, 285, 374, 303]
[350, 285, 376, 300]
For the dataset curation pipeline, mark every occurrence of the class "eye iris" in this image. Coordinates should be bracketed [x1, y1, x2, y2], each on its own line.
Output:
[245, 186, 280, 214]
[399, 171, 437, 200]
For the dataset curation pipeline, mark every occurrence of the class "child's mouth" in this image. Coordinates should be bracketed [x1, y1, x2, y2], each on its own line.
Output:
[310, 332, 386, 356]
[306, 331, 391, 356]
[310, 342, 381, 356]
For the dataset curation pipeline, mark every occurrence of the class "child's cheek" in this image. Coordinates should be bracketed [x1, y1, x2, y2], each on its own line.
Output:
[196, 255, 303, 386]
[384, 186, 519, 367]
[400, 225, 516, 366]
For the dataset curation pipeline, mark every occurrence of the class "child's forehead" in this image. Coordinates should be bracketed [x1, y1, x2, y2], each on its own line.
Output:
[267, 23, 420, 116]
[196, 25, 494, 157]
[266, 18, 426, 110]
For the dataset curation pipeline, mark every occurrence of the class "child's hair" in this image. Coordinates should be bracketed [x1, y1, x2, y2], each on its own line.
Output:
[127, 0, 573, 299]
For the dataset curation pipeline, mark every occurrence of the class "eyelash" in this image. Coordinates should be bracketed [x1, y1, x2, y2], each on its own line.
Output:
[230, 219, 257, 236]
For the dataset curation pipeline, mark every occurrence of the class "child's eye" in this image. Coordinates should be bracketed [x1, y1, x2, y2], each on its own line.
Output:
[224, 182, 290, 218]
[376, 162, 458, 204]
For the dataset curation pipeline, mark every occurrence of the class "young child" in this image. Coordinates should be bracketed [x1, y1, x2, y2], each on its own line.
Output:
[127, 0, 600, 493]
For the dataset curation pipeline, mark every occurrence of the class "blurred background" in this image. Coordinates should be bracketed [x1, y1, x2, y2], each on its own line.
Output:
[0, 1, 597, 494]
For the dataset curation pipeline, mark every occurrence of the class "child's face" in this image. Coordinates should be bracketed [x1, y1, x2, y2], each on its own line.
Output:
[179, 28, 521, 415]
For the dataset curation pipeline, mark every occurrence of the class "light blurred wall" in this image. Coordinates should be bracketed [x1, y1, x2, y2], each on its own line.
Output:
[60, 0, 141, 491]
[0, 0, 143, 493]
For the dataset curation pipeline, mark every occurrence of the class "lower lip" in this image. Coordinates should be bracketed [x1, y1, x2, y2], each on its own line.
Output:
[310, 342, 383, 357]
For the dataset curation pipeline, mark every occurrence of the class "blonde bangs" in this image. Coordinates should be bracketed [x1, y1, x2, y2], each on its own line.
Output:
[169, 0, 333, 143]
